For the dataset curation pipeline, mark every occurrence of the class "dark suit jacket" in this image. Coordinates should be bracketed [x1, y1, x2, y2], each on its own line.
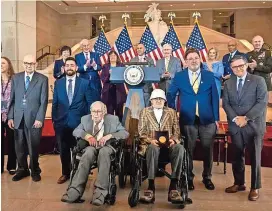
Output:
[222, 73, 268, 136]
[101, 63, 127, 106]
[52, 77, 97, 130]
[222, 50, 245, 76]
[167, 68, 219, 125]
[75, 52, 102, 92]
[53, 59, 65, 79]
[7, 72, 48, 129]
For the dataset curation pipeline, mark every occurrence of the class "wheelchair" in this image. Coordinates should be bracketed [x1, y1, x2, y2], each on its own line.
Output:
[128, 135, 193, 208]
[69, 138, 127, 205]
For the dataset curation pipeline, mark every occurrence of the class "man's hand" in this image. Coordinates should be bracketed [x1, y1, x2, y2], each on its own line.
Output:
[235, 116, 248, 128]
[8, 119, 14, 129]
[248, 59, 257, 69]
[169, 139, 175, 147]
[87, 137, 97, 147]
[33, 120, 42, 128]
[98, 134, 112, 147]
[85, 59, 91, 68]
[223, 74, 231, 80]
[215, 121, 219, 130]
[61, 66, 65, 74]
[150, 139, 159, 147]
[90, 60, 97, 67]
[109, 69, 112, 74]
[162, 72, 171, 78]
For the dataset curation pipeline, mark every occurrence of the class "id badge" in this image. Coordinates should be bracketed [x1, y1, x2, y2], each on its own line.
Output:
[21, 97, 27, 109]
[1, 100, 8, 110]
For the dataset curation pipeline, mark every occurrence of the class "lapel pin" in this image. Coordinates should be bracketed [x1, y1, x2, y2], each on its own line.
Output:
[201, 81, 203, 84]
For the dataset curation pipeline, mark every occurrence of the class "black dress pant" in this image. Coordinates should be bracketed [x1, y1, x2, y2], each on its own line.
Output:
[1, 120, 17, 172]
[181, 116, 216, 181]
[14, 118, 42, 175]
[56, 127, 77, 176]
[106, 85, 124, 122]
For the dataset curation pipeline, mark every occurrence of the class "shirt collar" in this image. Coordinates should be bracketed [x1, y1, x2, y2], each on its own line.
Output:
[188, 68, 201, 75]
[66, 74, 76, 81]
[25, 71, 34, 81]
[230, 50, 237, 56]
[94, 119, 104, 127]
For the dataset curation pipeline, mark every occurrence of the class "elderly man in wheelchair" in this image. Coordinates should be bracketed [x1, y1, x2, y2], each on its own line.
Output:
[136, 89, 185, 204]
[61, 101, 129, 206]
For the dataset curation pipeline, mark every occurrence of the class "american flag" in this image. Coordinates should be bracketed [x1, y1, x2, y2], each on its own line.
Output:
[92, 29, 111, 66]
[114, 25, 136, 63]
[186, 23, 208, 62]
[140, 25, 163, 62]
[162, 23, 185, 62]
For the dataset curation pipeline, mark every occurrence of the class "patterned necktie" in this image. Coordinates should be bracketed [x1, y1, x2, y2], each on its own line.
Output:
[94, 122, 100, 136]
[25, 76, 30, 90]
[237, 78, 243, 98]
[165, 58, 170, 72]
[228, 53, 233, 62]
[192, 72, 199, 116]
[68, 79, 73, 105]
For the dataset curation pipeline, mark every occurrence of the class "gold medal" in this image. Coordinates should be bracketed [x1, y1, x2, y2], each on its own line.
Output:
[159, 136, 166, 144]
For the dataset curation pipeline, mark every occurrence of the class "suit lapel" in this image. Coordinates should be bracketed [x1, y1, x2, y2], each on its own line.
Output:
[25, 72, 38, 97]
[60, 78, 70, 105]
[185, 70, 196, 94]
[71, 77, 81, 105]
[239, 74, 251, 101]
[103, 115, 110, 135]
[167, 57, 174, 72]
[230, 76, 238, 100]
[147, 108, 160, 130]
[160, 108, 170, 130]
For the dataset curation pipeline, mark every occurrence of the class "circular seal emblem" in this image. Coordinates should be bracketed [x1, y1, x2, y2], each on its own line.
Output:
[159, 136, 166, 144]
[124, 65, 145, 86]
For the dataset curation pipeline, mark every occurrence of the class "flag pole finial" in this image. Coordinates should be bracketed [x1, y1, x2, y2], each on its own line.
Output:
[99, 15, 107, 29]
[122, 13, 130, 25]
[168, 12, 176, 24]
[192, 12, 201, 24]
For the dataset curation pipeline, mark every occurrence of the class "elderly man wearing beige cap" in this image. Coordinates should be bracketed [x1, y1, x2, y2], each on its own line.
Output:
[138, 89, 185, 204]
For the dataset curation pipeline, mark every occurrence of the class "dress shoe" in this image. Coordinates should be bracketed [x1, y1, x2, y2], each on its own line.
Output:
[32, 174, 41, 182]
[57, 175, 70, 184]
[8, 170, 16, 175]
[248, 189, 259, 201]
[12, 171, 30, 181]
[202, 179, 215, 190]
[225, 184, 246, 193]
[168, 190, 183, 204]
[188, 180, 195, 190]
[140, 190, 155, 203]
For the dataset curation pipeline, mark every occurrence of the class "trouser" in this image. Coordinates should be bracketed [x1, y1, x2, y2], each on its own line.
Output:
[146, 144, 185, 180]
[14, 118, 42, 175]
[181, 116, 216, 181]
[231, 128, 263, 189]
[56, 127, 77, 176]
[65, 145, 114, 201]
[1, 120, 17, 172]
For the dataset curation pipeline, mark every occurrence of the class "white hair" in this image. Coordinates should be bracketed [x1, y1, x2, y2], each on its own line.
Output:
[162, 43, 172, 50]
[90, 101, 107, 114]
[80, 39, 90, 46]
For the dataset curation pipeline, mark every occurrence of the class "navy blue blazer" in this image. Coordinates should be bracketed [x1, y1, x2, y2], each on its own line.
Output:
[222, 51, 246, 76]
[167, 69, 219, 125]
[75, 52, 102, 93]
[52, 76, 97, 130]
[53, 59, 65, 79]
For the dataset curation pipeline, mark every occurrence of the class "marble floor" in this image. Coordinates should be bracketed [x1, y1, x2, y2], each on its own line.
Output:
[1, 155, 272, 211]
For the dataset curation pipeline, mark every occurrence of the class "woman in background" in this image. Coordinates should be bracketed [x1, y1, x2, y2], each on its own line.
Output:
[203, 47, 224, 98]
[101, 50, 127, 122]
[53, 45, 71, 79]
[1, 57, 17, 174]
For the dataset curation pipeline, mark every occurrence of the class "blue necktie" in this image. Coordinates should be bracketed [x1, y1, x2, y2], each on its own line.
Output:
[68, 79, 73, 105]
[237, 78, 243, 98]
[25, 76, 30, 90]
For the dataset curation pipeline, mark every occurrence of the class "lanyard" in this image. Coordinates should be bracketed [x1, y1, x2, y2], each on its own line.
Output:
[191, 72, 201, 88]
[1, 79, 10, 97]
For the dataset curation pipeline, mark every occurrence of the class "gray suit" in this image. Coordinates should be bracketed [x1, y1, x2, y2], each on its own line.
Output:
[156, 56, 182, 93]
[223, 73, 268, 189]
[7, 71, 48, 175]
[130, 56, 154, 106]
[62, 114, 129, 203]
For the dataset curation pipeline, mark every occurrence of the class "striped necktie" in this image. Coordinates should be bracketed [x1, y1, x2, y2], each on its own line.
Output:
[192, 72, 199, 116]
[25, 76, 30, 90]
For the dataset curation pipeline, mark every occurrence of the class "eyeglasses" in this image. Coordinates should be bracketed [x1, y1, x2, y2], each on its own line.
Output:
[231, 64, 246, 70]
[91, 110, 103, 114]
[24, 62, 36, 66]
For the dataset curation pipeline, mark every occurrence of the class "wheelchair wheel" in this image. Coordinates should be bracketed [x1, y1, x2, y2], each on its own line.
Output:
[109, 184, 117, 205]
[118, 150, 126, 188]
[128, 188, 139, 207]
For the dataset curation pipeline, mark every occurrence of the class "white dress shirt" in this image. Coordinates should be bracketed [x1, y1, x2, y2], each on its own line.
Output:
[25, 71, 34, 83]
[236, 72, 247, 90]
[83, 51, 98, 71]
[66, 75, 76, 97]
[153, 108, 163, 125]
[138, 55, 145, 62]
[93, 119, 104, 141]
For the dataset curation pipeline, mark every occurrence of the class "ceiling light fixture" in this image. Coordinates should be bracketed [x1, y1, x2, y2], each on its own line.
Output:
[193, 4, 195, 6]
[59, 3, 61, 6]
[219, 12, 222, 15]
[170, 5, 173, 7]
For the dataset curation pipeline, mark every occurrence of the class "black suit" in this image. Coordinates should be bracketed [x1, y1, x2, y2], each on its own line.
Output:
[223, 73, 268, 189]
